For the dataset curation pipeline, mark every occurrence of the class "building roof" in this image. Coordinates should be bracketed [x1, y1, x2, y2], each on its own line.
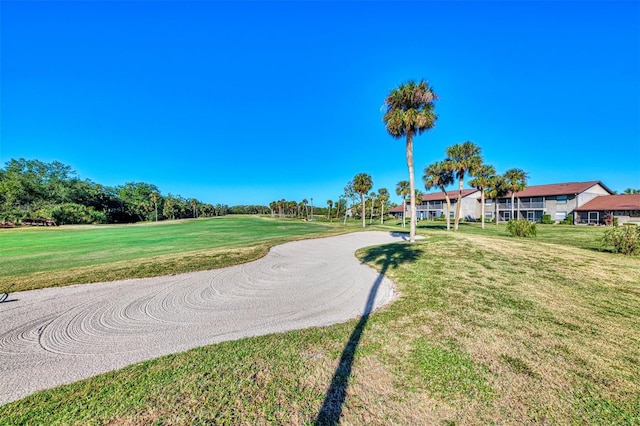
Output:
[574, 194, 640, 211]
[509, 181, 612, 198]
[421, 189, 479, 202]
[389, 205, 404, 213]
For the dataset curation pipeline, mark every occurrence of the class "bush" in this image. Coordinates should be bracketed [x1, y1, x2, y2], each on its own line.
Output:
[541, 214, 553, 224]
[601, 224, 640, 255]
[560, 214, 574, 225]
[506, 219, 537, 237]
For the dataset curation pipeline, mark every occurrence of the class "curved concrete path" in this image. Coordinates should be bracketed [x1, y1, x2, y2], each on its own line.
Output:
[0, 231, 407, 405]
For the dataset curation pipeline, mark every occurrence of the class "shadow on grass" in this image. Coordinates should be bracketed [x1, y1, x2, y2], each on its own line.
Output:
[315, 239, 421, 425]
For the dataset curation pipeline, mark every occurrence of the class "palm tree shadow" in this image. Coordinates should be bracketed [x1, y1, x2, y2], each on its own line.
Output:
[314, 239, 420, 425]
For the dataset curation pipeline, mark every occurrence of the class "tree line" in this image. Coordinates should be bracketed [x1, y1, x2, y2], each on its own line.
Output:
[0, 158, 265, 225]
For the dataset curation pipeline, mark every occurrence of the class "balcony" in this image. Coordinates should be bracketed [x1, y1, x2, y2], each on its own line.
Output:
[519, 201, 544, 209]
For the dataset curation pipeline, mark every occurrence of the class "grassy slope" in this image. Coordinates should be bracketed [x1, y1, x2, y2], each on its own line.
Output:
[0, 216, 337, 292]
[1, 220, 639, 424]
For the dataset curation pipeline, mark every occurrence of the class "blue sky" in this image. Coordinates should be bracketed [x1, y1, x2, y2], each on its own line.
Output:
[2, 1, 639, 206]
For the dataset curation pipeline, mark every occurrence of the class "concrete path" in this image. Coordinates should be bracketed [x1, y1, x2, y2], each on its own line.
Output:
[0, 231, 407, 405]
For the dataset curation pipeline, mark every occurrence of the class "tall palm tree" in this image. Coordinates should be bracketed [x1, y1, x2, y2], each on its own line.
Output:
[486, 175, 508, 226]
[150, 192, 160, 222]
[353, 173, 373, 228]
[368, 192, 377, 225]
[190, 198, 198, 218]
[377, 188, 389, 224]
[446, 141, 482, 231]
[383, 80, 438, 242]
[326, 199, 333, 221]
[469, 164, 496, 229]
[423, 161, 454, 231]
[396, 180, 410, 228]
[503, 168, 528, 220]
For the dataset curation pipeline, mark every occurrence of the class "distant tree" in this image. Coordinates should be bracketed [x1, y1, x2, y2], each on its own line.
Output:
[327, 199, 333, 221]
[486, 175, 508, 226]
[368, 192, 377, 225]
[623, 188, 640, 194]
[383, 79, 438, 242]
[343, 182, 355, 225]
[353, 173, 373, 228]
[423, 161, 455, 231]
[503, 168, 528, 220]
[377, 188, 389, 224]
[469, 164, 496, 229]
[396, 180, 410, 228]
[150, 192, 160, 222]
[190, 198, 198, 218]
[446, 141, 482, 231]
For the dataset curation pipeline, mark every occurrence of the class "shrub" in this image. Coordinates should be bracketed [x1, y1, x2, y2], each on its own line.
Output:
[601, 224, 640, 255]
[506, 219, 537, 237]
[541, 214, 553, 224]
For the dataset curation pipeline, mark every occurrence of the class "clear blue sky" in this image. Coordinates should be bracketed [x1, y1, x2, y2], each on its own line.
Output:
[2, 1, 639, 206]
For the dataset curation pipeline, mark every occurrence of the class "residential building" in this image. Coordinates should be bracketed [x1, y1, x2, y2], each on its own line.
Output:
[574, 194, 640, 225]
[389, 181, 634, 225]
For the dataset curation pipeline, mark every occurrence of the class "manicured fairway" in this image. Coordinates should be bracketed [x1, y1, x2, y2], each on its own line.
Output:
[1, 226, 638, 424]
[0, 216, 335, 291]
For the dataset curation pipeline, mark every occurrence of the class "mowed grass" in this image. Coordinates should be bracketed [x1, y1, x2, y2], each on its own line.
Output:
[0, 216, 337, 291]
[1, 220, 638, 424]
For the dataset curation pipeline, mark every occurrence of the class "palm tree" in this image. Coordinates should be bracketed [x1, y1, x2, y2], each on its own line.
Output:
[377, 188, 389, 224]
[423, 161, 455, 231]
[326, 199, 333, 221]
[445, 141, 482, 231]
[396, 180, 410, 228]
[469, 164, 496, 229]
[486, 175, 508, 226]
[383, 80, 438, 242]
[353, 173, 373, 228]
[150, 191, 160, 222]
[189, 198, 198, 218]
[503, 168, 528, 220]
[368, 192, 377, 225]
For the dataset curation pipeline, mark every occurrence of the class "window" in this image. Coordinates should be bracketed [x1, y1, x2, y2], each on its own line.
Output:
[557, 195, 567, 204]
[485, 199, 492, 205]
[556, 211, 567, 220]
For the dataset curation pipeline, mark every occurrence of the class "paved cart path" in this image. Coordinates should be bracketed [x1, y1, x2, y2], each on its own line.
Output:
[0, 231, 407, 405]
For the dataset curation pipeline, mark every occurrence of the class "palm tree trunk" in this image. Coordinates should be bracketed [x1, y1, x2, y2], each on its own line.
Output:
[407, 131, 416, 242]
[455, 177, 463, 231]
[511, 194, 515, 221]
[402, 200, 406, 228]
[380, 203, 384, 225]
[480, 189, 485, 230]
[361, 194, 366, 228]
[445, 194, 451, 231]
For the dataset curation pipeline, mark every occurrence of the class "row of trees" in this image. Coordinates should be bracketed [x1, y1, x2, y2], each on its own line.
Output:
[382, 79, 528, 240]
[422, 142, 527, 231]
[0, 158, 243, 224]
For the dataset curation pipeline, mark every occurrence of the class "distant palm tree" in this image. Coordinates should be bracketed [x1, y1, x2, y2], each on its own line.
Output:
[469, 164, 496, 229]
[353, 173, 373, 228]
[396, 180, 410, 228]
[383, 80, 438, 242]
[623, 188, 640, 194]
[368, 192, 377, 225]
[486, 175, 508, 226]
[377, 188, 389, 224]
[423, 161, 455, 231]
[446, 141, 482, 231]
[327, 199, 333, 221]
[503, 168, 528, 220]
[343, 182, 354, 225]
[190, 198, 198, 218]
[150, 192, 160, 222]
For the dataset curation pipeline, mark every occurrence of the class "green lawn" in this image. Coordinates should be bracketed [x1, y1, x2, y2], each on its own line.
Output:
[0, 216, 337, 291]
[1, 218, 639, 424]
